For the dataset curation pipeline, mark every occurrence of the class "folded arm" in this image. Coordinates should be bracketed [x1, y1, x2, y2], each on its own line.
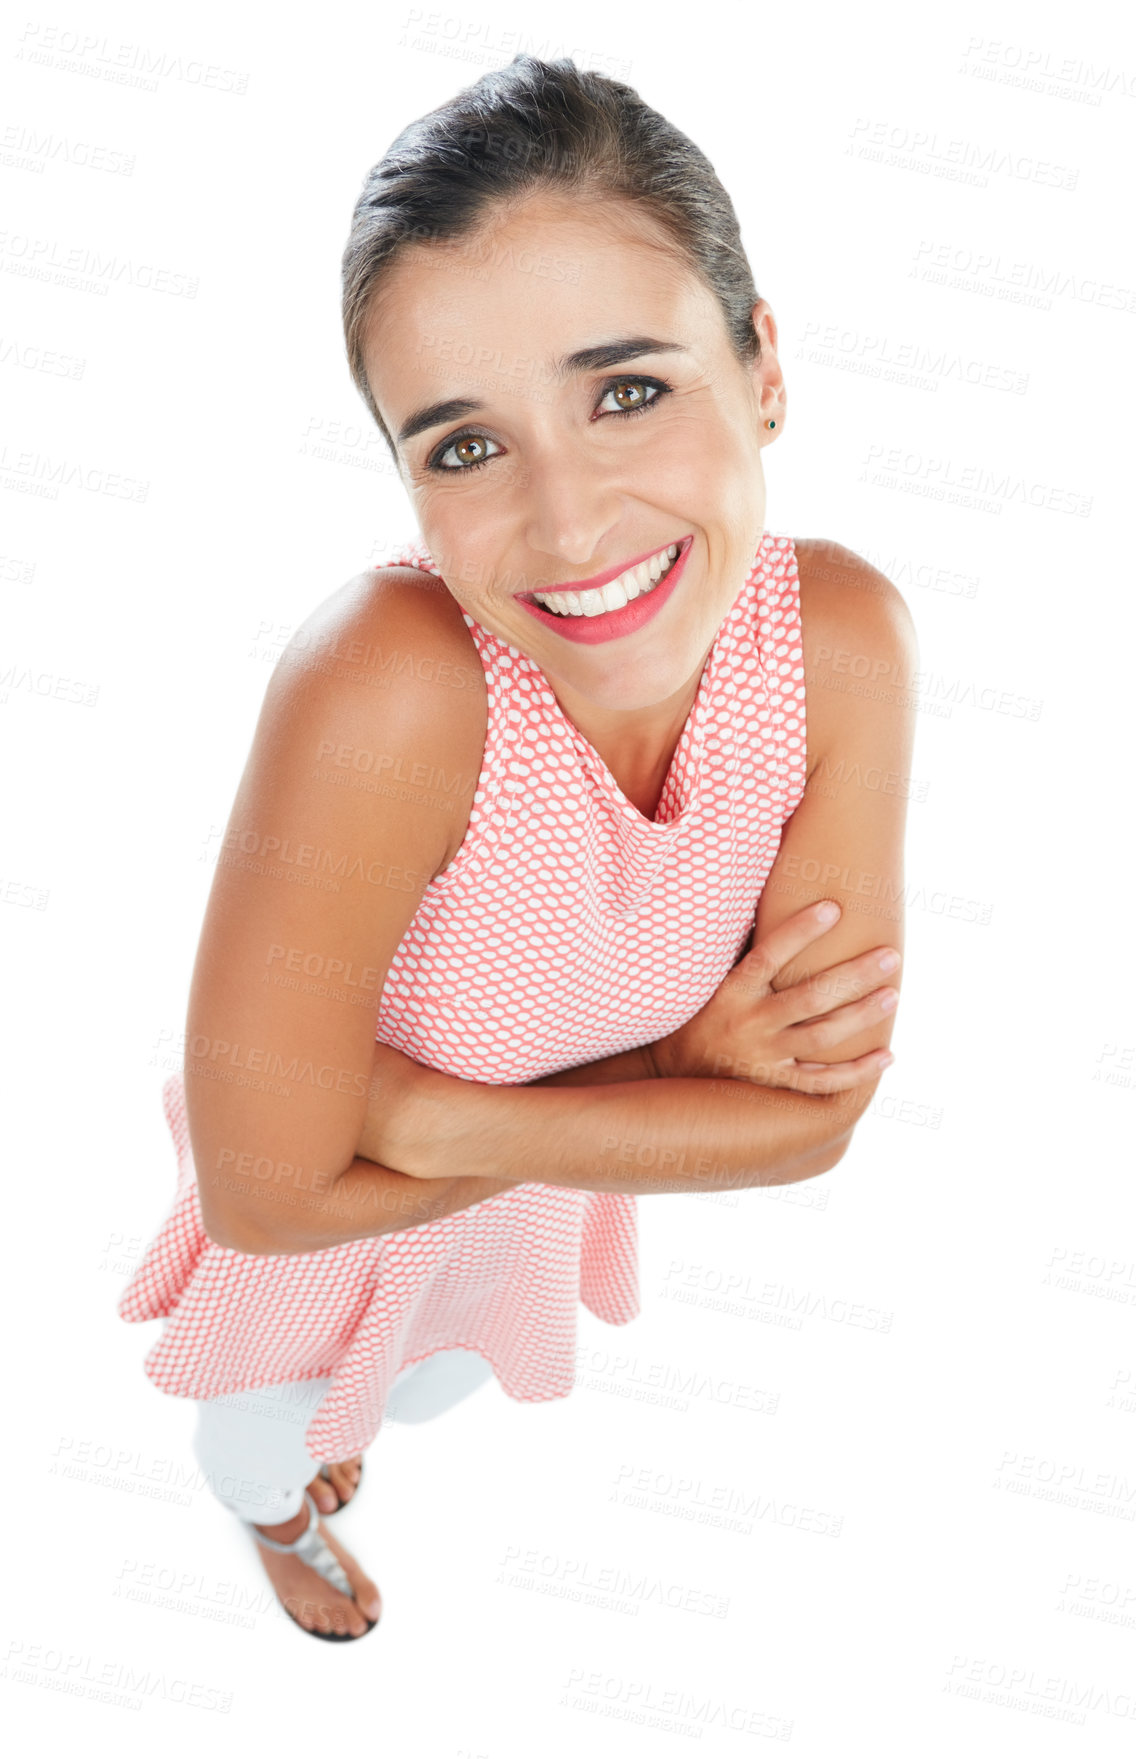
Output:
[212, 1046, 837, 1258]
[362, 1040, 849, 1193]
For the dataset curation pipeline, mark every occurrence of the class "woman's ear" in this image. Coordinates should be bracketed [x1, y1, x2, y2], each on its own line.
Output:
[749, 299, 786, 438]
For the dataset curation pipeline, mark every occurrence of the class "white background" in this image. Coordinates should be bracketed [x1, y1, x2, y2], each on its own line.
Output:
[3, 0, 1135, 1752]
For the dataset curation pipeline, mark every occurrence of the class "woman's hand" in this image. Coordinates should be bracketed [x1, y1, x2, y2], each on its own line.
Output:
[646, 901, 900, 1094]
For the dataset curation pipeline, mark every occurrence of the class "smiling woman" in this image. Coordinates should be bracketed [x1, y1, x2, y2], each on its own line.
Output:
[117, 54, 916, 1643]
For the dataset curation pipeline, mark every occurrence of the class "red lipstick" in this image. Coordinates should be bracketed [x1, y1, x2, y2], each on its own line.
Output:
[516, 536, 693, 646]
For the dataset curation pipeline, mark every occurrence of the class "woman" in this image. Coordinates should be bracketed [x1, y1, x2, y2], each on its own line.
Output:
[118, 55, 915, 1641]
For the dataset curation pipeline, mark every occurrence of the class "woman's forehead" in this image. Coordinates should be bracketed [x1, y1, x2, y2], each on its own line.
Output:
[384, 188, 693, 299]
[428, 186, 680, 257]
[365, 208, 714, 377]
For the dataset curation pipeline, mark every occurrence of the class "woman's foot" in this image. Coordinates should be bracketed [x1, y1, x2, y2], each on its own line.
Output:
[251, 1498, 382, 1637]
[306, 1455, 363, 1515]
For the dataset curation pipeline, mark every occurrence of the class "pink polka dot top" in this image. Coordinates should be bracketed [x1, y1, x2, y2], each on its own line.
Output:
[116, 530, 807, 1461]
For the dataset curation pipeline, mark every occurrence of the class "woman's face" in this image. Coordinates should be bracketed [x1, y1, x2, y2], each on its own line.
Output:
[362, 190, 785, 719]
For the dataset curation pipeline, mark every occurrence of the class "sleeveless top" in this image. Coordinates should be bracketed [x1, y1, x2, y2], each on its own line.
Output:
[116, 530, 808, 1461]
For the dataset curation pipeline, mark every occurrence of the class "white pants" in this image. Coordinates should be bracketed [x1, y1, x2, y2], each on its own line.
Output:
[191, 1349, 495, 1524]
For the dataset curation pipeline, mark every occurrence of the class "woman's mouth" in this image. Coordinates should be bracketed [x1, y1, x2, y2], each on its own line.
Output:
[516, 536, 693, 646]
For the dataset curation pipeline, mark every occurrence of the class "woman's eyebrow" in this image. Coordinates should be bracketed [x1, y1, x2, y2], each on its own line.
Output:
[396, 335, 689, 447]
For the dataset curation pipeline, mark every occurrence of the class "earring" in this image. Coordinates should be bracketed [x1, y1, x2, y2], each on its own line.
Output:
[767, 419, 776, 429]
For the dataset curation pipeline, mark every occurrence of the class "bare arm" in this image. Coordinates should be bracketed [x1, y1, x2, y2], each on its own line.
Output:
[212, 1153, 518, 1257]
[384, 1061, 850, 1194]
[224, 1044, 674, 1253]
[748, 541, 917, 1116]
[228, 1028, 852, 1254]
[188, 569, 490, 1258]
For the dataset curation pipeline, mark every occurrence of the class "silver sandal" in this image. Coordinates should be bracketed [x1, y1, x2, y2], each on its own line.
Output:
[249, 1489, 378, 1641]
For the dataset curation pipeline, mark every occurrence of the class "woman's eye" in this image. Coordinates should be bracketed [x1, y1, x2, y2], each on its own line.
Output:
[432, 432, 501, 473]
[596, 377, 664, 417]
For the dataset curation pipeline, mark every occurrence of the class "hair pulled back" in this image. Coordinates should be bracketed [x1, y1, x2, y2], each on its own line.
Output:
[342, 54, 761, 453]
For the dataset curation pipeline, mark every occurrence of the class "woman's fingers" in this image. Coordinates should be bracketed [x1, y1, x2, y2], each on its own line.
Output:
[770, 945, 901, 1029]
[786, 985, 899, 1054]
[781, 1050, 893, 1094]
[741, 899, 845, 984]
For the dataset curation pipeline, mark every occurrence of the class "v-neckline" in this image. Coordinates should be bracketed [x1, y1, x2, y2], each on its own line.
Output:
[553, 655, 712, 827]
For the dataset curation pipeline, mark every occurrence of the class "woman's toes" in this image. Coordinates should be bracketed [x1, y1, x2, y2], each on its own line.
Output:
[329, 1461, 357, 1501]
[285, 1589, 363, 1638]
[314, 1595, 364, 1638]
[284, 1595, 318, 1633]
[318, 1524, 382, 1623]
[352, 1567, 382, 1624]
[314, 1456, 363, 1509]
[308, 1473, 339, 1514]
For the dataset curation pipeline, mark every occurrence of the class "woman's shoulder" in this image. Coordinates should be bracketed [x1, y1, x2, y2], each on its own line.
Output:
[294, 562, 484, 680]
[791, 537, 914, 639]
[272, 564, 488, 878]
[286, 563, 488, 723]
[790, 537, 920, 778]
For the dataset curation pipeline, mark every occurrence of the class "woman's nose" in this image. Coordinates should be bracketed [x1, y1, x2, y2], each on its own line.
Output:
[519, 449, 624, 570]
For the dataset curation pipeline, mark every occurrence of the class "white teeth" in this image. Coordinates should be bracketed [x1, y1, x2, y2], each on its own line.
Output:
[532, 542, 682, 617]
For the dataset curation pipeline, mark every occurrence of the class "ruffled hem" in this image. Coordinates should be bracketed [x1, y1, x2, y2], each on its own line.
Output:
[117, 1075, 639, 1457]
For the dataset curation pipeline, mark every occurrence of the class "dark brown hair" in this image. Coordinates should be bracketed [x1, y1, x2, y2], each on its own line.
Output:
[342, 54, 761, 457]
